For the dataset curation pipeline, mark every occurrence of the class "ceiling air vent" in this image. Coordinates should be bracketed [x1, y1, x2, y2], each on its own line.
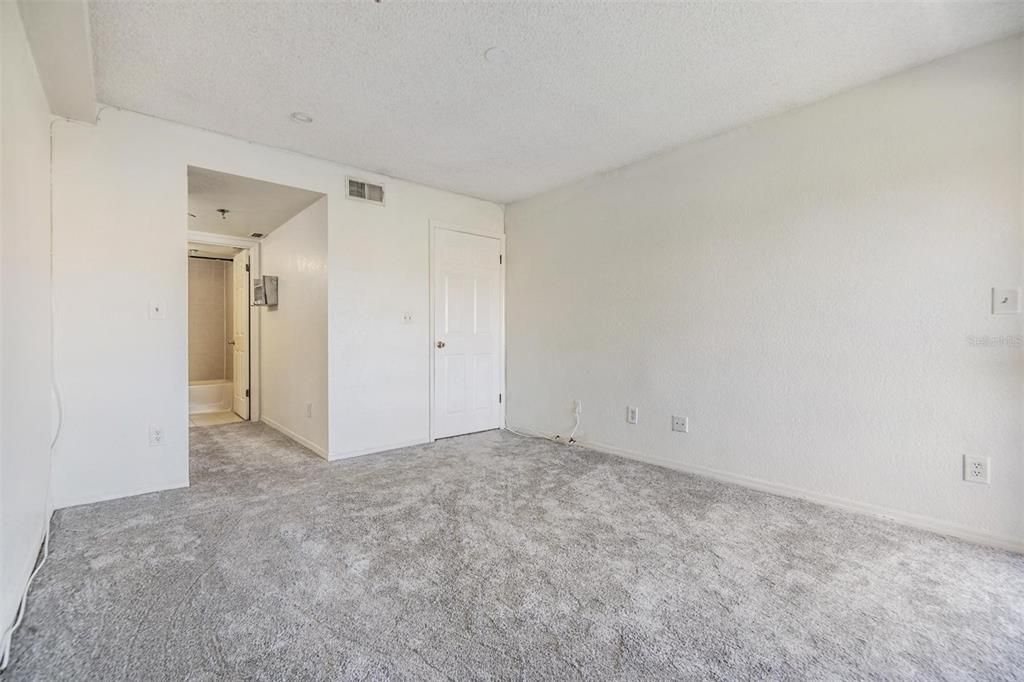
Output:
[347, 177, 385, 205]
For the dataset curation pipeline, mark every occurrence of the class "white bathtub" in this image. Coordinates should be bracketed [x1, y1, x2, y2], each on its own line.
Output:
[189, 379, 233, 414]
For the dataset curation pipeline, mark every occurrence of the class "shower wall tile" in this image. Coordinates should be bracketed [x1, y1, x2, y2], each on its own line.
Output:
[188, 257, 229, 382]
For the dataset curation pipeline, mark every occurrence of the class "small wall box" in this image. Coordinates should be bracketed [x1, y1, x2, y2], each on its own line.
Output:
[253, 275, 279, 306]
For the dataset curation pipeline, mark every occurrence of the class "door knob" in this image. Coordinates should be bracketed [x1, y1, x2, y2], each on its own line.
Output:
[436, 341, 446, 349]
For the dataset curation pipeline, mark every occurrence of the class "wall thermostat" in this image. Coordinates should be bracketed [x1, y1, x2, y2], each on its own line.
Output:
[253, 275, 279, 307]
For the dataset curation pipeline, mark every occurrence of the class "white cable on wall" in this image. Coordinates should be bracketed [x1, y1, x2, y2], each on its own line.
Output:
[0, 118, 66, 672]
[504, 401, 581, 445]
[567, 402, 581, 444]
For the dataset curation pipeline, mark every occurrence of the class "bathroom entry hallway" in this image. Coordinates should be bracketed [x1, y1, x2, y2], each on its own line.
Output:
[187, 240, 249, 426]
[186, 166, 329, 470]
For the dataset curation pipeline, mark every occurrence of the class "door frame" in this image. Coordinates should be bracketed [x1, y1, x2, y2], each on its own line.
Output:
[428, 221, 506, 441]
[187, 229, 261, 422]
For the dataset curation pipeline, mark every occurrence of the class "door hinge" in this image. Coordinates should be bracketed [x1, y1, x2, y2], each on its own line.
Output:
[498, 393, 502, 404]
[499, 254, 503, 265]
[245, 263, 250, 272]
[245, 389, 250, 398]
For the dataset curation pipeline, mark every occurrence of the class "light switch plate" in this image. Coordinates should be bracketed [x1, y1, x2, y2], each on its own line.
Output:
[992, 288, 1020, 315]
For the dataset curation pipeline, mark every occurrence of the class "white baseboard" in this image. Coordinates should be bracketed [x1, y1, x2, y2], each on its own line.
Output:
[57, 478, 189, 510]
[1, 511, 52, 661]
[260, 416, 328, 459]
[329, 437, 430, 461]
[504, 424, 1024, 554]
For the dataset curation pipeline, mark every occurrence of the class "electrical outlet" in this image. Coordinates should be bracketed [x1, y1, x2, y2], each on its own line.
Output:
[148, 425, 165, 447]
[401, 311, 413, 324]
[306, 402, 313, 418]
[963, 455, 990, 484]
[672, 415, 689, 433]
[626, 406, 638, 425]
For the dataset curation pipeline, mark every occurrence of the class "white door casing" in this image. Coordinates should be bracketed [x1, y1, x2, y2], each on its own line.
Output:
[431, 227, 502, 439]
[232, 250, 250, 419]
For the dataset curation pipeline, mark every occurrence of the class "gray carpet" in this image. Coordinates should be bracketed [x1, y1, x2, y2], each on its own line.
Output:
[6, 423, 1024, 680]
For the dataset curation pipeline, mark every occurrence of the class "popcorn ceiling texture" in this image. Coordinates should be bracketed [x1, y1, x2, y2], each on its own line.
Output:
[6, 424, 1024, 679]
[88, 1, 1024, 202]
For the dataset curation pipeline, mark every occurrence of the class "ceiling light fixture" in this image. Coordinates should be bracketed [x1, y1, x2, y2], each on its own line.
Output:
[484, 47, 509, 64]
[290, 111, 314, 124]
[217, 208, 230, 220]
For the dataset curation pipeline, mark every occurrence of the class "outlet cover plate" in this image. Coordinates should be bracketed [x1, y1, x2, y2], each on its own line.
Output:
[672, 415, 689, 433]
[963, 454, 990, 484]
[626, 406, 638, 425]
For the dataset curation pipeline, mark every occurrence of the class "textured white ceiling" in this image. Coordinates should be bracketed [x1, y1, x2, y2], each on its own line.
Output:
[188, 166, 323, 238]
[93, 2, 1023, 203]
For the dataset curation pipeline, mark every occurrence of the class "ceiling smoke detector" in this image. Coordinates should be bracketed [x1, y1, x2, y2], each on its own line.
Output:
[290, 112, 314, 124]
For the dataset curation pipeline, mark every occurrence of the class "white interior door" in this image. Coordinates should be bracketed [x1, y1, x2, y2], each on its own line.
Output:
[232, 250, 250, 419]
[432, 228, 502, 439]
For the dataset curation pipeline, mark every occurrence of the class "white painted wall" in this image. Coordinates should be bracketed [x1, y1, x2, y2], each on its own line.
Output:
[52, 108, 502, 507]
[506, 37, 1024, 548]
[260, 197, 328, 457]
[1, 0, 53, 644]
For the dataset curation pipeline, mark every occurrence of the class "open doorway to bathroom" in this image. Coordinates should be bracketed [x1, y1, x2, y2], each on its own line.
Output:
[186, 165, 329, 468]
[187, 241, 250, 427]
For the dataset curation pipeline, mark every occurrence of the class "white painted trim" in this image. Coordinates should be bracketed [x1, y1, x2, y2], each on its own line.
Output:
[428, 221, 506, 441]
[57, 479, 189, 510]
[260, 416, 328, 460]
[0, 513, 52, 662]
[504, 424, 1024, 554]
[185, 233, 261, 423]
[246, 247, 261, 423]
[187, 230, 260, 249]
[498, 238, 506, 430]
[329, 438, 430, 461]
